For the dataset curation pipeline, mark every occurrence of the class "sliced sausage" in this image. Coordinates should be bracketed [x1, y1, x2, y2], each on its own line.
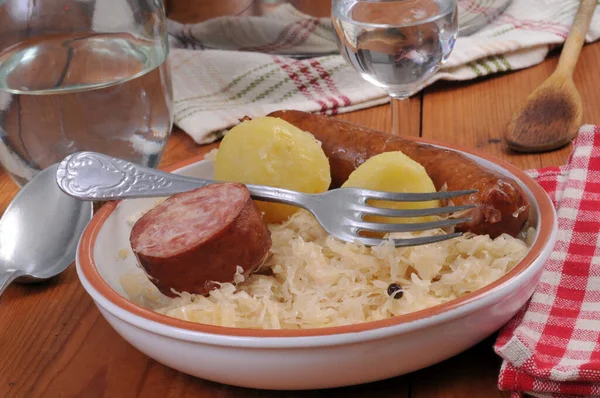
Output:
[267, 110, 529, 239]
[130, 183, 272, 297]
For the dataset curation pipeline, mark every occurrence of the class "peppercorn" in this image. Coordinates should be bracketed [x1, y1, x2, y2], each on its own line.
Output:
[387, 283, 403, 299]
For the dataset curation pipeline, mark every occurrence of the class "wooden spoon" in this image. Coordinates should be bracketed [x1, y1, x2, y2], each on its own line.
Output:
[504, 0, 597, 153]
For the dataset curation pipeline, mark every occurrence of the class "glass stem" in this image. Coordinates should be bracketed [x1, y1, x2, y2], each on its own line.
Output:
[390, 94, 408, 136]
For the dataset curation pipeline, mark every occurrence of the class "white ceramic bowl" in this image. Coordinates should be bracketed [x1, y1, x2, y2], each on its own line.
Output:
[76, 138, 557, 390]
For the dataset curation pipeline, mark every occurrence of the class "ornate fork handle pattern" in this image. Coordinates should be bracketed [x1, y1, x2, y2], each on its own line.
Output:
[56, 152, 214, 200]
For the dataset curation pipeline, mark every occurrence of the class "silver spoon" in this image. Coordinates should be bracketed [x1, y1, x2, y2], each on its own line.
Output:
[0, 164, 93, 298]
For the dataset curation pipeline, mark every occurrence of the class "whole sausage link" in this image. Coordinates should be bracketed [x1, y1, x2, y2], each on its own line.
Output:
[267, 110, 529, 239]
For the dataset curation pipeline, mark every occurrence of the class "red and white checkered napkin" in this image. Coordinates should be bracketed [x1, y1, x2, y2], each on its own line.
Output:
[495, 125, 600, 398]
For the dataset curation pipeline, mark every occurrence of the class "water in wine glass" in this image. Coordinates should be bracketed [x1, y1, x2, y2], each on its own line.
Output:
[332, 0, 457, 98]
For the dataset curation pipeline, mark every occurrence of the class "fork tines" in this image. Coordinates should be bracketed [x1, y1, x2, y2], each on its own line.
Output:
[358, 232, 466, 248]
[351, 188, 478, 247]
[353, 217, 472, 234]
[355, 204, 476, 218]
[358, 188, 478, 202]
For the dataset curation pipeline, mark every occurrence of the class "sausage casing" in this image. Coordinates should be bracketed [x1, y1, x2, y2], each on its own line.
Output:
[267, 110, 529, 239]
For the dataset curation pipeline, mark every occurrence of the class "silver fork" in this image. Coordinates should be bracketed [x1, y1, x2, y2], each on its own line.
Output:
[56, 151, 476, 247]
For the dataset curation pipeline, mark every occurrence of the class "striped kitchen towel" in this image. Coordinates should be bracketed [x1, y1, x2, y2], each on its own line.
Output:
[495, 125, 600, 398]
[168, 1, 600, 144]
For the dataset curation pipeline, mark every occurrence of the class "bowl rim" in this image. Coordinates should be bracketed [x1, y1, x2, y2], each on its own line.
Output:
[77, 135, 556, 339]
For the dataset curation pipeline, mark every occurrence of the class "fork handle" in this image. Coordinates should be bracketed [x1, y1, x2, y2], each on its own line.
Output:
[56, 151, 312, 209]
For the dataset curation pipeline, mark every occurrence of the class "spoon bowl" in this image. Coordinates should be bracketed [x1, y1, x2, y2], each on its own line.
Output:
[505, 74, 583, 153]
[0, 164, 93, 296]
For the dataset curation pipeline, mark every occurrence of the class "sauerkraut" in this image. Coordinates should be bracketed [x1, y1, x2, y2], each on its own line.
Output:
[120, 209, 533, 330]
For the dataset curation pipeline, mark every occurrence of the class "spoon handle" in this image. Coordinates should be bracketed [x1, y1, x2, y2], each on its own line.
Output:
[556, 0, 597, 77]
[56, 152, 217, 201]
[0, 270, 23, 298]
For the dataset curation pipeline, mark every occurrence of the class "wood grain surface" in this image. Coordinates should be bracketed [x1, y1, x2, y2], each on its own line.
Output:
[1, 1, 600, 397]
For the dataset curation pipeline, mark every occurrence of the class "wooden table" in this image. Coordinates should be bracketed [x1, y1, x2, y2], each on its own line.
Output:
[2, 1, 599, 397]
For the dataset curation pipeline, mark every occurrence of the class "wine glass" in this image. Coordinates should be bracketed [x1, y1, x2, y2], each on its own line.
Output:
[0, 0, 173, 187]
[332, 0, 458, 134]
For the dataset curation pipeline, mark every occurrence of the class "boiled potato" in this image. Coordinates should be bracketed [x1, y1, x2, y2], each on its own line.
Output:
[214, 116, 331, 224]
[341, 151, 440, 225]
